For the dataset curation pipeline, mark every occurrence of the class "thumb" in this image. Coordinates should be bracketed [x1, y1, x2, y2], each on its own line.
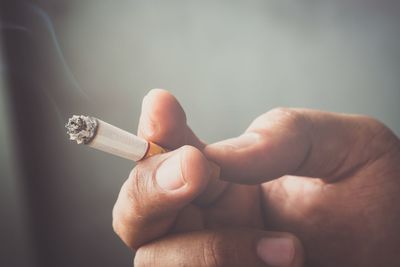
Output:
[113, 145, 213, 249]
[135, 228, 304, 267]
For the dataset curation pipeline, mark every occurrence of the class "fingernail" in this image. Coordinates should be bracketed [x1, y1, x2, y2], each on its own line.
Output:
[156, 152, 185, 191]
[256, 237, 295, 267]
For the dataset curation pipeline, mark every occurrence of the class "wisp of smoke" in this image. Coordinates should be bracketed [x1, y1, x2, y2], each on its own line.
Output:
[0, 23, 30, 33]
[1, 3, 91, 129]
[28, 4, 89, 99]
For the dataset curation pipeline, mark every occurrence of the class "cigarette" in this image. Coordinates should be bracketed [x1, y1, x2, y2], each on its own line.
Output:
[65, 116, 221, 179]
[65, 115, 167, 161]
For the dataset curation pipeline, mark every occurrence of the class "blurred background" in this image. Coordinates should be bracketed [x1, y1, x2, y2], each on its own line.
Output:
[0, 0, 399, 266]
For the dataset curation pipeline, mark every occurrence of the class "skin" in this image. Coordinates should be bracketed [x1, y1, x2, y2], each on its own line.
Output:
[112, 89, 400, 267]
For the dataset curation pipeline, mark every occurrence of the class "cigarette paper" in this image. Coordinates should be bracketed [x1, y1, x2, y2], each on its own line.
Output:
[65, 115, 166, 161]
[66, 115, 220, 179]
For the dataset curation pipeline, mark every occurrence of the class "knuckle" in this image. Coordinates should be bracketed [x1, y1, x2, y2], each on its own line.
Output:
[266, 107, 309, 131]
[134, 246, 155, 267]
[111, 168, 153, 247]
[112, 202, 141, 248]
[366, 117, 392, 137]
[268, 106, 293, 116]
[128, 167, 146, 196]
[361, 116, 400, 154]
[125, 167, 153, 218]
[268, 107, 297, 119]
[111, 211, 135, 248]
[201, 233, 227, 267]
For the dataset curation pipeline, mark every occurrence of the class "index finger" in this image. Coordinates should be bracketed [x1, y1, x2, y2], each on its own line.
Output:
[204, 108, 397, 184]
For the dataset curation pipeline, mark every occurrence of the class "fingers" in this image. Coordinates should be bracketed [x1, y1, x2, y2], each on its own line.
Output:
[205, 107, 395, 184]
[112, 145, 212, 249]
[138, 88, 204, 149]
[135, 229, 304, 267]
[137, 89, 228, 205]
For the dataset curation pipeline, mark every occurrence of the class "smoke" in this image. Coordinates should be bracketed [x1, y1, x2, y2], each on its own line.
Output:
[0, 24, 30, 33]
[27, 3, 88, 99]
[0, 24, 30, 74]
[1, 3, 91, 128]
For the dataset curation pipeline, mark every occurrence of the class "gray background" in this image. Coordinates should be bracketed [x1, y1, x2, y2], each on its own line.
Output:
[1, 0, 399, 266]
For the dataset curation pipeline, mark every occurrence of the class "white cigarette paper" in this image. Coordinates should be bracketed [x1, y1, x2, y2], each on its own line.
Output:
[90, 119, 148, 161]
[66, 115, 154, 161]
[66, 115, 220, 179]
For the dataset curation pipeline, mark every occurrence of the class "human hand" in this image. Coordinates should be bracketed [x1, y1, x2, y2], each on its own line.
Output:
[204, 105, 400, 266]
[112, 89, 304, 267]
[113, 89, 400, 267]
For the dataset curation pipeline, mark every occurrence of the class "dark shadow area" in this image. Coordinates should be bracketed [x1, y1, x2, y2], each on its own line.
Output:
[0, 1, 131, 266]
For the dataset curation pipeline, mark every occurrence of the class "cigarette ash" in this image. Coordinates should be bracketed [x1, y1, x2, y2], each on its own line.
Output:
[65, 115, 98, 144]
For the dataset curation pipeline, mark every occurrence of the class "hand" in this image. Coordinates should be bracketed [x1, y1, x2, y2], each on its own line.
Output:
[204, 106, 400, 267]
[112, 89, 304, 267]
[113, 89, 400, 267]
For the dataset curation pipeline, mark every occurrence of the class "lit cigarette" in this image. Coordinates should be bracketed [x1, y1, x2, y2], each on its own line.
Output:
[65, 116, 221, 180]
[65, 115, 168, 161]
